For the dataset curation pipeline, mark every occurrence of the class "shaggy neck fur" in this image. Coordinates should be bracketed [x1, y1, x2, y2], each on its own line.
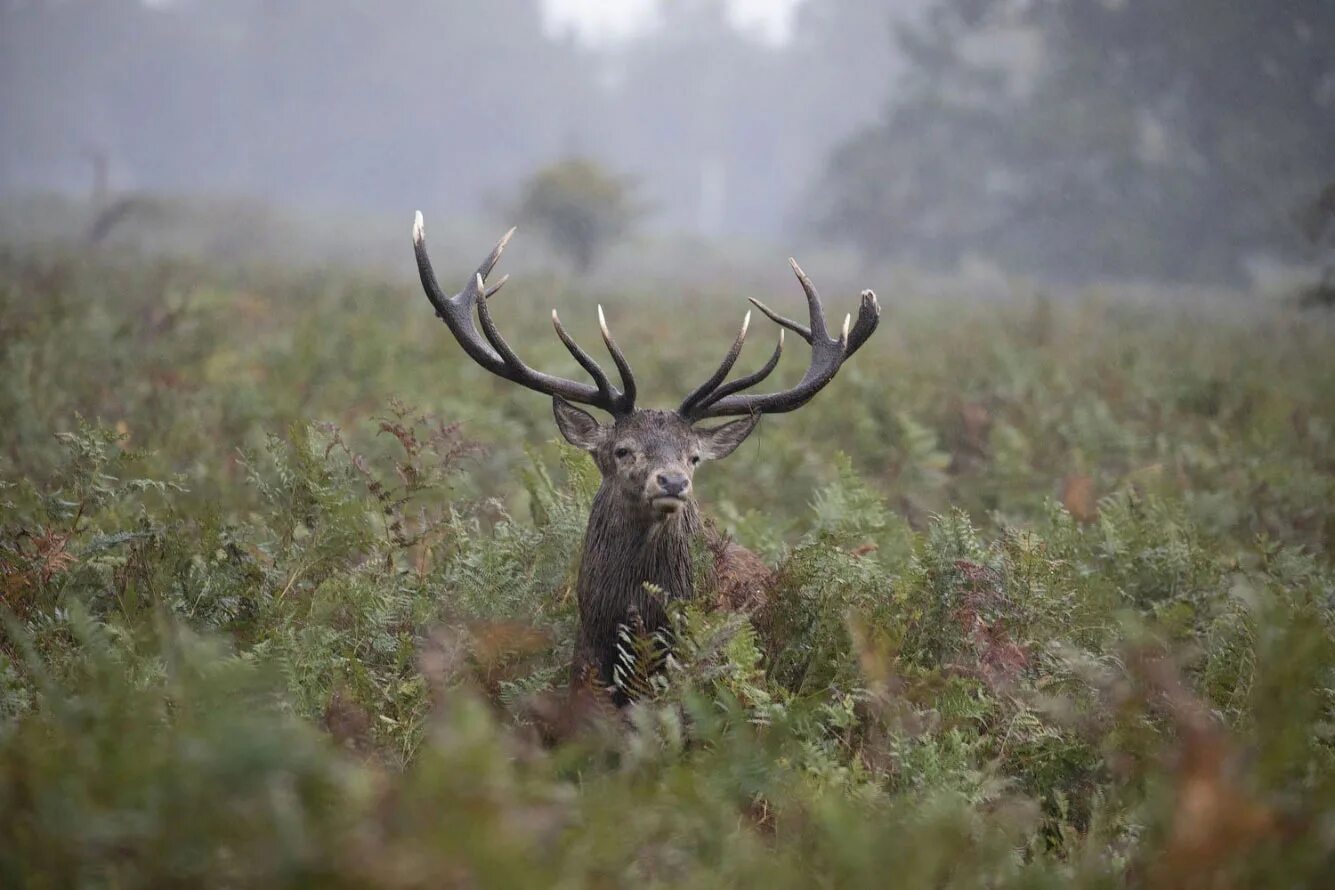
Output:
[573, 482, 701, 691]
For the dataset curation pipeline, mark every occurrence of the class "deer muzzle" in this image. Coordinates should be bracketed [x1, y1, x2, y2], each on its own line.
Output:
[648, 471, 691, 514]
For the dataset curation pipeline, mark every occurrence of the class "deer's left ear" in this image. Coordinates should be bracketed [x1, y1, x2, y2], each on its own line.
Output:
[696, 414, 761, 460]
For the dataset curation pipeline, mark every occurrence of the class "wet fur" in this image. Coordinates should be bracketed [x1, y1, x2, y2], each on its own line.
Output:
[571, 486, 701, 692]
[555, 405, 759, 699]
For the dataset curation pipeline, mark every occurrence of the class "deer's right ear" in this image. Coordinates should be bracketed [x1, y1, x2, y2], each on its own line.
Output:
[552, 396, 605, 451]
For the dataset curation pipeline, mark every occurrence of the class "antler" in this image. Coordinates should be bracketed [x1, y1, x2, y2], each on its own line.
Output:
[678, 258, 879, 420]
[413, 212, 636, 415]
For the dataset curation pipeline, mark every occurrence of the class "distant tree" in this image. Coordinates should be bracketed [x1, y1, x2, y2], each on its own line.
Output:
[811, 0, 1016, 271]
[1296, 181, 1335, 306]
[515, 158, 642, 273]
[815, 0, 1335, 283]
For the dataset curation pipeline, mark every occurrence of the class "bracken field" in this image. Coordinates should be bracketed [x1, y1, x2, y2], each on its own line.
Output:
[1, 243, 1333, 888]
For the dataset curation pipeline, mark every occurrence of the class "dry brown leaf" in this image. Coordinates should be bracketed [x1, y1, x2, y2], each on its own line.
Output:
[1061, 473, 1098, 523]
[1137, 654, 1281, 889]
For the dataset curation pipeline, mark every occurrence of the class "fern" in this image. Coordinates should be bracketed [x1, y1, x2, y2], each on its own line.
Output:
[3, 252, 1334, 887]
[610, 598, 672, 704]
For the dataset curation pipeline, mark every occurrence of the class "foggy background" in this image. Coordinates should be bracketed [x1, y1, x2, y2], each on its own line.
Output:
[1, 0, 1331, 290]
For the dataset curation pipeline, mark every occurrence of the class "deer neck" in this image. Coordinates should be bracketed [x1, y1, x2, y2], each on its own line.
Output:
[578, 485, 700, 616]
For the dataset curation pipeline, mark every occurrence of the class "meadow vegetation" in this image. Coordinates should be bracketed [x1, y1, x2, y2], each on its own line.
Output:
[1, 245, 1333, 887]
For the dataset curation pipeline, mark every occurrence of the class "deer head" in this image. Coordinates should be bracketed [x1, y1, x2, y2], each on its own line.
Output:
[411, 212, 880, 519]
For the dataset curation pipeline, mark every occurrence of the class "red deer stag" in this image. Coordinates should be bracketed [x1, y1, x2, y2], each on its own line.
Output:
[412, 213, 879, 703]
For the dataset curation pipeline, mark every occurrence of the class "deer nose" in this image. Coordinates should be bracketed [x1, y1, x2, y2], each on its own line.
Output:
[656, 472, 690, 497]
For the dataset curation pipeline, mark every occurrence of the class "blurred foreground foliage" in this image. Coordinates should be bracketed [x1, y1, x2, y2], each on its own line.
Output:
[1, 248, 1333, 888]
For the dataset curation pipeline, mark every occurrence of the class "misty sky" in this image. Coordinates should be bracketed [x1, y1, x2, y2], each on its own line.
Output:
[544, 0, 802, 45]
[0, 0, 894, 240]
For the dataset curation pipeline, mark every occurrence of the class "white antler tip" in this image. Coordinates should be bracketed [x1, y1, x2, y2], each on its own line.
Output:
[597, 304, 610, 338]
[778, 329, 785, 346]
[741, 309, 752, 338]
[412, 210, 425, 245]
[842, 313, 852, 340]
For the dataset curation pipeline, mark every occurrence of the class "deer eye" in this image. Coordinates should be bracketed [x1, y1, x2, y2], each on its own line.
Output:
[689, 454, 701, 465]
[614, 446, 632, 459]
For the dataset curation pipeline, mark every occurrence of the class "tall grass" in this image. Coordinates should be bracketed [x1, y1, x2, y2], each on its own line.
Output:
[2, 246, 1332, 887]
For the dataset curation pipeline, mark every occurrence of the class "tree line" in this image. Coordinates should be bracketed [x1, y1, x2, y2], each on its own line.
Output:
[2, 0, 1330, 284]
[816, 0, 1334, 283]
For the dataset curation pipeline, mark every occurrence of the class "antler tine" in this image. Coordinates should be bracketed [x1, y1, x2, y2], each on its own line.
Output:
[788, 257, 828, 340]
[698, 330, 783, 411]
[598, 305, 637, 411]
[681, 259, 881, 420]
[748, 296, 811, 344]
[414, 212, 505, 371]
[413, 213, 635, 414]
[551, 309, 616, 405]
[678, 311, 751, 415]
[474, 273, 525, 365]
[846, 289, 879, 358]
[477, 226, 516, 280]
[741, 258, 838, 346]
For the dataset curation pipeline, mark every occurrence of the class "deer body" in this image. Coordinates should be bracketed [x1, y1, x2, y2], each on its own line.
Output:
[411, 212, 880, 702]
[572, 477, 700, 689]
